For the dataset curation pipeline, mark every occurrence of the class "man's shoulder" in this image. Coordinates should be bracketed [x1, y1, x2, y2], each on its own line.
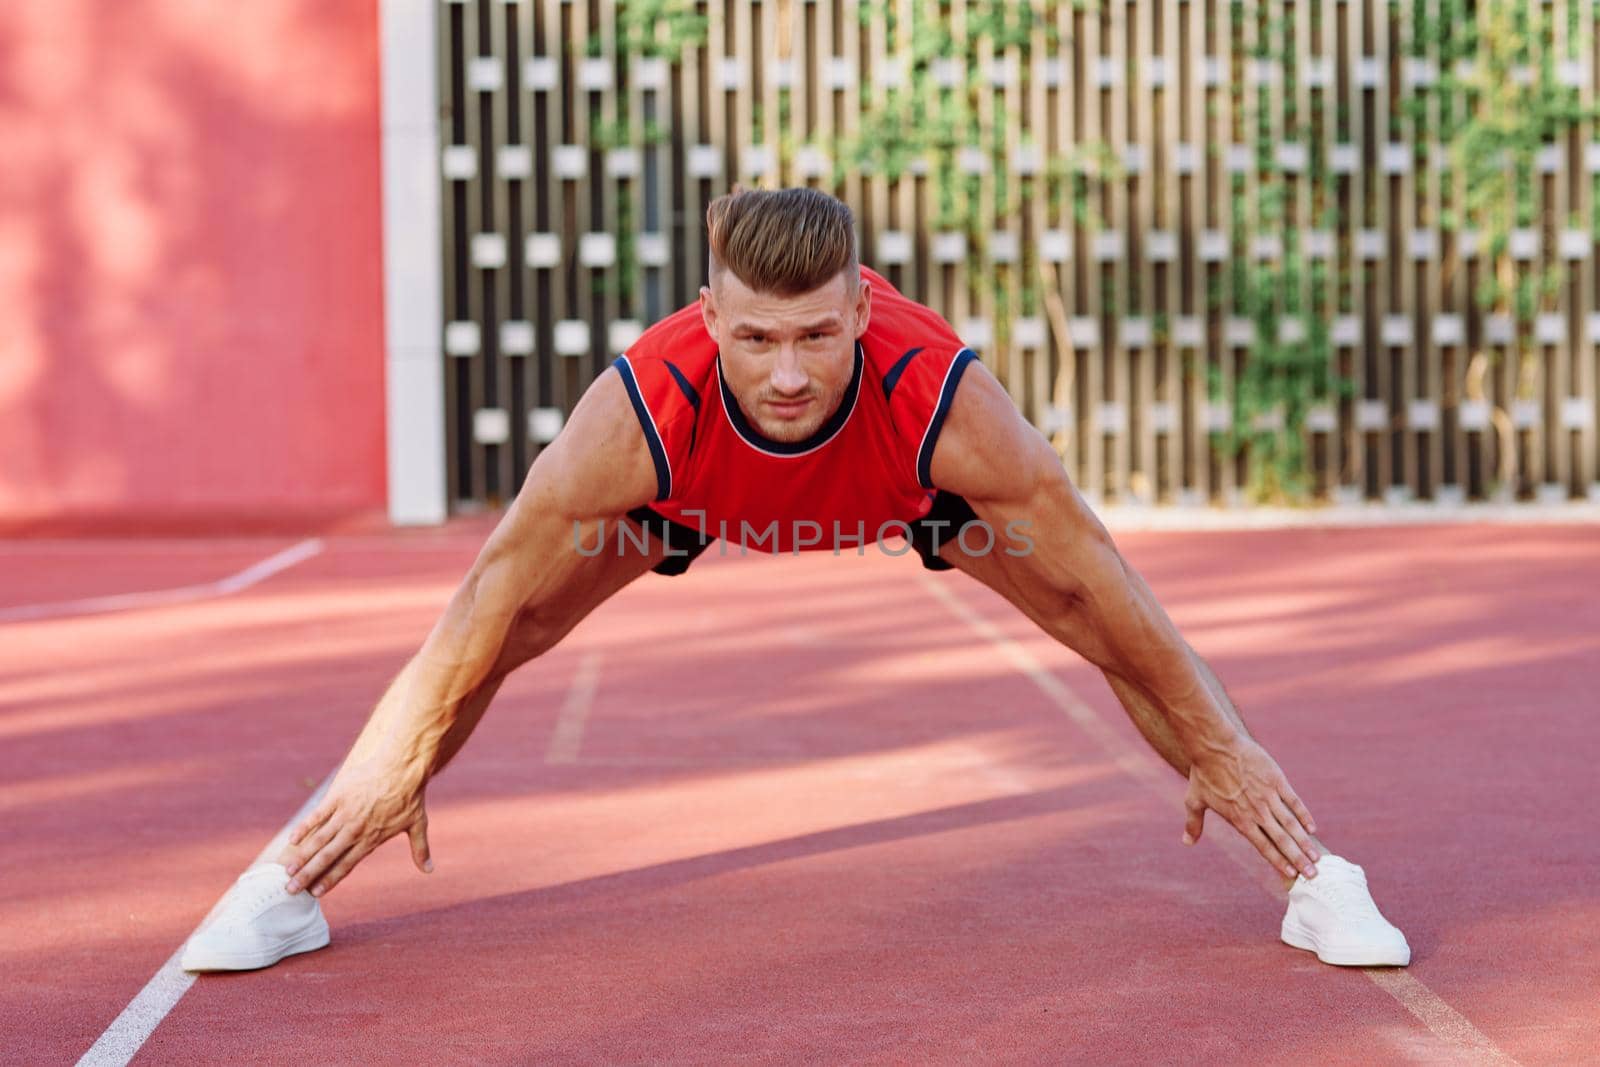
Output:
[859, 265, 968, 374]
[622, 302, 718, 380]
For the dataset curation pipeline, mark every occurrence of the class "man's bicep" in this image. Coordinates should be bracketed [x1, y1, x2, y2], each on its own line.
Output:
[927, 361, 1117, 600]
[473, 368, 658, 594]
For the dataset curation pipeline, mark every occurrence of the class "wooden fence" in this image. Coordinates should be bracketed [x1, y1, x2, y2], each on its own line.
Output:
[438, 0, 1600, 509]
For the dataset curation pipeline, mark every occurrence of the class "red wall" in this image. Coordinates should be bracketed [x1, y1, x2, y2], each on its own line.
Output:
[0, 0, 387, 533]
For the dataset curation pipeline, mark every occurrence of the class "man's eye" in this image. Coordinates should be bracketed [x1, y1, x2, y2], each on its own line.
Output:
[749, 334, 766, 344]
[808, 332, 824, 341]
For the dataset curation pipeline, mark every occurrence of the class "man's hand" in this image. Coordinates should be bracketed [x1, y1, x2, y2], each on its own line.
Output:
[1182, 739, 1319, 880]
[281, 759, 433, 897]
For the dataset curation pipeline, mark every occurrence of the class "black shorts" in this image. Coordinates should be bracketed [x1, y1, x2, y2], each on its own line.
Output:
[624, 491, 980, 577]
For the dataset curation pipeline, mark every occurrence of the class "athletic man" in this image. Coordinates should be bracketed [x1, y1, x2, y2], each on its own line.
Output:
[182, 188, 1409, 972]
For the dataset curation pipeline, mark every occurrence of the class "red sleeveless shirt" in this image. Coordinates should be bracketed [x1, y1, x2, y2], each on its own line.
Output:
[612, 266, 978, 553]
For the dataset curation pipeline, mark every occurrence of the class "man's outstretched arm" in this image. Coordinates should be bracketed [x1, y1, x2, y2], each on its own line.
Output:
[927, 360, 1321, 882]
[278, 368, 661, 898]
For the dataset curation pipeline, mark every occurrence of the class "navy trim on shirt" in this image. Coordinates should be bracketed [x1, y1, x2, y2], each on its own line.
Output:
[664, 360, 701, 457]
[613, 354, 672, 501]
[881, 346, 924, 401]
[716, 341, 864, 458]
[916, 348, 979, 489]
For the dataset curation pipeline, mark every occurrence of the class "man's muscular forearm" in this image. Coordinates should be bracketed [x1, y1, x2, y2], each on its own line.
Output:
[340, 569, 517, 781]
[1106, 646, 1324, 879]
[1103, 645, 1251, 777]
[1067, 543, 1245, 759]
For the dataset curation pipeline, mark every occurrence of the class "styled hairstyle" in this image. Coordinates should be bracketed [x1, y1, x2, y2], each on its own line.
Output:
[705, 186, 859, 295]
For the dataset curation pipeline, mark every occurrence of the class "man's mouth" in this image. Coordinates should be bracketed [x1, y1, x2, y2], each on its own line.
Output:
[765, 397, 813, 418]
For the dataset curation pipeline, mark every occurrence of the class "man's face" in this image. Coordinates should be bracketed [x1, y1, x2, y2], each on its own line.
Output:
[700, 269, 871, 442]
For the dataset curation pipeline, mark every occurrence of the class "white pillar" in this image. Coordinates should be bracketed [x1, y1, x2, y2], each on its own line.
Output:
[379, 0, 447, 524]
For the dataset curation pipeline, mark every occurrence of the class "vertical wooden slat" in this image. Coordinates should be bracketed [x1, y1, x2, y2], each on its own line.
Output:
[1134, 0, 1158, 503]
[1368, 0, 1390, 499]
[486, 2, 511, 502]
[1028, 7, 1049, 429]
[1159, 0, 1182, 502]
[760, 0, 780, 188]
[793, 0, 807, 187]
[899, 0, 922, 301]
[1550, 0, 1572, 494]
[1264, 0, 1286, 498]
[1316, 0, 1338, 497]
[680, 0, 705, 297]
[534, 0, 557, 426]
[1188, 0, 1211, 501]
[1081, 2, 1104, 504]
[1442, 0, 1467, 499]
[1292, 0, 1314, 493]
[1392, 0, 1416, 502]
[1002, 22, 1024, 413]
[628, 6, 656, 324]
[441, 0, 464, 507]
[731, 0, 752, 190]
[515, 0, 547, 447]
[950, 0, 972, 350]
[465, 0, 488, 503]
[506, 0, 533, 483]
[866, 0, 889, 288]
[974, 6, 999, 391]
[840, 0, 863, 222]
[1226, 0, 1251, 503]
[1339, 0, 1362, 498]
[1047, 0, 1080, 480]
[706, 0, 729, 193]
[1427, 0, 1452, 499]
[1579, 0, 1599, 493]
[1108, 0, 1131, 500]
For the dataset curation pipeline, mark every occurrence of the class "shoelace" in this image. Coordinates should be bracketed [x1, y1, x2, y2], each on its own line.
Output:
[213, 877, 289, 924]
[1311, 869, 1382, 920]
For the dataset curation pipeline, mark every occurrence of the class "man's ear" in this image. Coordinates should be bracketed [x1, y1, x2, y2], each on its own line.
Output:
[699, 284, 717, 337]
[853, 275, 872, 338]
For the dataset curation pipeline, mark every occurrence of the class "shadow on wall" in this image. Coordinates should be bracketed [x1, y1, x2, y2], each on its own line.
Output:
[0, 0, 387, 532]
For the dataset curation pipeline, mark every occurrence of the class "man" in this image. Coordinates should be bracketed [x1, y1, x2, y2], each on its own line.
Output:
[181, 187, 1409, 973]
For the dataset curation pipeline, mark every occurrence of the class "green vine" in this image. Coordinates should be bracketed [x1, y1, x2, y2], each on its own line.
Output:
[614, 0, 708, 59]
[1434, 0, 1595, 461]
[583, 13, 705, 309]
[829, 0, 1106, 362]
[1205, 0, 1351, 505]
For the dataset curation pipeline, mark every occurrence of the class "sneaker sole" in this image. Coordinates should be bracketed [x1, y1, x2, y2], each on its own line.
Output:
[180, 916, 331, 972]
[1281, 916, 1410, 967]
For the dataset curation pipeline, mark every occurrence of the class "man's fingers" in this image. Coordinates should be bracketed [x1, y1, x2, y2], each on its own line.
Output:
[1241, 822, 1298, 881]
[1182, 801, 1205, 845]
[408, 816, 434, 874]
[1270, 795, 1319, 866]
[287, 802, 334, 848]
[1257, 806, 1315, 878]
[1283, 788, 1318, 837]
[308, 838, 374, 898]
[287, 826, 356, 895]
[284, 814, 344, 880]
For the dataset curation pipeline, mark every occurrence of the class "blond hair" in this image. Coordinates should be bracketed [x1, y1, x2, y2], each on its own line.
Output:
[705, 186, 859, 295]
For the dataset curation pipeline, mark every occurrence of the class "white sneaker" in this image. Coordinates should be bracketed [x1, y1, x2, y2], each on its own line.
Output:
[180, 862, 330, 972]
[1280, 853, 1410, 967]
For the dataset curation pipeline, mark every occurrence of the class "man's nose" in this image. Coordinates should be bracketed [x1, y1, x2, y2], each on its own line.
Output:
[770, 349, 808, 394]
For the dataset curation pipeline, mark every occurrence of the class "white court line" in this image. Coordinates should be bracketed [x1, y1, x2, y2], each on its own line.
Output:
[546, 652, 602, 764]
[914, 570, 1519, 1067]
[75, 774, 334, 1067]
[80, 636, 605, 1062]
[0, 538, 325, 624]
